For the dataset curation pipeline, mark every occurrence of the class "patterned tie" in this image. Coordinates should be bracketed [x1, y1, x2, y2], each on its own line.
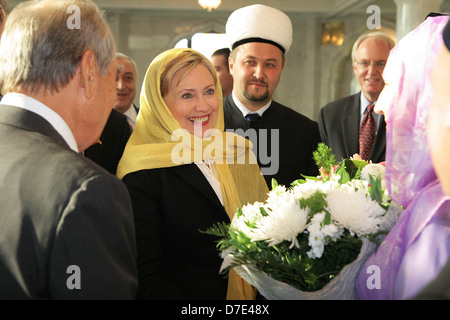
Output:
[244, 113, 262, 122]
[359, 104, 376, 160]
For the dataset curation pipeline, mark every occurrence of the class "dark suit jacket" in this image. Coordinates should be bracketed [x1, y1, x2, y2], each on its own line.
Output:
[0, 104, 138, 299]
[317, 92, 386, 163]
[223, 96, 321, 188]
[84, 109, 131, 175]
[122, 165, 229, 300]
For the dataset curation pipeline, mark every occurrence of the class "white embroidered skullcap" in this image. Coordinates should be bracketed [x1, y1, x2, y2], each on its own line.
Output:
[225, 4, 293, 54]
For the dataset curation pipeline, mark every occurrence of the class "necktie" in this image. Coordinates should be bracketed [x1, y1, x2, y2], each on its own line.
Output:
[245, 113, 261, 122]
[359, 104, 376, 160]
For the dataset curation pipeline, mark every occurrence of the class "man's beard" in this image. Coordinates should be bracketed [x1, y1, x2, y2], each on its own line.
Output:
[243, 83, 269, 102]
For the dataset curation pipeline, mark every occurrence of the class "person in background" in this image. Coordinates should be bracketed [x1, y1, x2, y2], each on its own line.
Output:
[223, 4, 321, 188]
[355, 14, 450, 300]
[0, 0, 137, 299]
[211, 48, 233, 97]
[85, 52, 136, 174]
[114, 52, 139, 130]
[117, 48, 268, 300]
[413, 16, 450, 300]
[83, 108, 131, 175]
[318, 31, 395, 162]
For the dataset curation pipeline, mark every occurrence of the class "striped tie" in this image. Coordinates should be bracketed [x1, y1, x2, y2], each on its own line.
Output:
[359, 104, 376, 160]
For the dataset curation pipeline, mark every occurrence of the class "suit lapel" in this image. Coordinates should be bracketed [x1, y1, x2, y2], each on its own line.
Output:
[0, 104, 69, 149]
[223, 96, 249, 130]
[371, 115, 386, 162]
[342, 93, 361, 157]
[170, 164, 224, 209]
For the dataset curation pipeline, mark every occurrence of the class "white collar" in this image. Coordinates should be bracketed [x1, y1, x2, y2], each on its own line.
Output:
[123, 104, 137, 120]
[1, 93, 78, 152]
[231, 90, 271, 117]
[360, 91, 378, 115]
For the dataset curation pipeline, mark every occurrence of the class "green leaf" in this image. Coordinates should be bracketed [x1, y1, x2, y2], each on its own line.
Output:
[271, 178, 279, 190]
[322, 210, 332, 226]
[260, 207, 269, 217]
[313, 143, 337, 174]
[368, 174, 383, 204]
[199, 221, 230, 237]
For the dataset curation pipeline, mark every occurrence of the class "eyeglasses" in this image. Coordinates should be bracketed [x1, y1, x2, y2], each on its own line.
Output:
[354, 60, 386, 70]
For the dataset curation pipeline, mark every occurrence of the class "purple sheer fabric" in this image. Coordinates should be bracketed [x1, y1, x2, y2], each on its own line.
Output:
[355, 15, 450, 299]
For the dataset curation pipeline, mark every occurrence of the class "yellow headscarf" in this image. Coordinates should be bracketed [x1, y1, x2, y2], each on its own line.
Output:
[117, 48, 268, 300]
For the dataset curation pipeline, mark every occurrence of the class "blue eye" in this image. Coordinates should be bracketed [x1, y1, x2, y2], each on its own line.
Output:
[206, 88, 215, 95]
[182, 93, 192, 99]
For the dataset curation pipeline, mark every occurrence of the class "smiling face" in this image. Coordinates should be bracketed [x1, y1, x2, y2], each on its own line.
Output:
[114, 57, 137, 113]
[229, 42, 284, 111]
[353, 37, 391, 103]
[163, 64, 219, 137]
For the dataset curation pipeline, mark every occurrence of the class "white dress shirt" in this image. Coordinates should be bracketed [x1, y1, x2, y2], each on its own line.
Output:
[123, 104, 138, 130]
[195, 159, 224, 206]
[1, 92, 78, 152]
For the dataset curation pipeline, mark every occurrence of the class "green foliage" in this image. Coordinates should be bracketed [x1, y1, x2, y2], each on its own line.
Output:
[299, 191, 327, 217]
[313, 143, 337, 174]
[203, 220, 363, 292]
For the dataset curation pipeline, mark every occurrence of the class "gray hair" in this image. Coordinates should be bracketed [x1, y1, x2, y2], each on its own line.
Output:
[116, 52, 138, 77]
[351, 30, 396, 62]
[0, 0, 115, 94]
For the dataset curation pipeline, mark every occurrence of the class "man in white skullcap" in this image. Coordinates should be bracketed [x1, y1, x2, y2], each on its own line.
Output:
[223, 4, 321, 188]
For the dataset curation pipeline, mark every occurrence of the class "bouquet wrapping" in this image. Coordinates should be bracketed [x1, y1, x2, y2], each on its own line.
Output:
[203, 144, 402, 299]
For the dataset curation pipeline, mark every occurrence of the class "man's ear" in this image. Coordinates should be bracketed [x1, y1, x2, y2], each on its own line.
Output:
[228, 55, 234, 76]
[79, 50, 96, 99]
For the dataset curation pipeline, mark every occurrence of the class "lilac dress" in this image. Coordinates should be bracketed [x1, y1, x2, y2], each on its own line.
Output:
[355, 15, 450, 300]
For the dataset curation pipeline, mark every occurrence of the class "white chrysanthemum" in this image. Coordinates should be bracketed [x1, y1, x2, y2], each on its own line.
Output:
[266, 185, 295, 211]
[230, 201, 264, 236]
[326, 188, 385, 236]
[291, 179, 339, 200]
[251, 198, 308, 248]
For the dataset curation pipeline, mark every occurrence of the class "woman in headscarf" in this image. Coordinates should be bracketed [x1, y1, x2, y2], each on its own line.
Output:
[117, 48, 268, 300]
[355, 14, 450, 300]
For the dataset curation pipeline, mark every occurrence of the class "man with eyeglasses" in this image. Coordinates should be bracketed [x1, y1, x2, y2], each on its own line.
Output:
[318, 31, 395, 163]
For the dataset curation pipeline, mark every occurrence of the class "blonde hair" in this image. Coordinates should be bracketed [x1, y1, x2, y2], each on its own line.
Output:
[160, 49, 218, 98]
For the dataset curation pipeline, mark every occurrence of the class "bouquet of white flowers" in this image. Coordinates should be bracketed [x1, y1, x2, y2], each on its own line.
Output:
[203, 143, 401, 299]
